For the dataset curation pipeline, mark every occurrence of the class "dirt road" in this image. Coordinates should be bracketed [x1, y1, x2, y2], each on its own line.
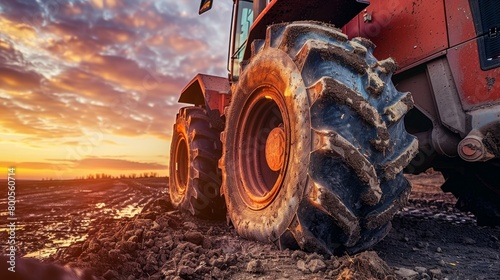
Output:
[1, 174, 499, 279]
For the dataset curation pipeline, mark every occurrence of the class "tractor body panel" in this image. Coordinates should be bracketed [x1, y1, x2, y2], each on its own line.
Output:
[445, 0, 477, 47]
[447, 38, 500, 109]
[357, 0, 448, 69]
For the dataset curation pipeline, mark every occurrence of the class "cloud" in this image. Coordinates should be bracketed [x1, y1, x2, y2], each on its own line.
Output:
[0, 0, 232, 178]
[0, 161, 70, 170]
[0, 67, 41, 91]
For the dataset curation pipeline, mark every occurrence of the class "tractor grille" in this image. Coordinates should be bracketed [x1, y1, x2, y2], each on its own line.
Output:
[470, 0, 500, 69]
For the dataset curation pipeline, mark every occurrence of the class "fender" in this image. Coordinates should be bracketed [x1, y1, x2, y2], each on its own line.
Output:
[178, 74, 231, 115]
[243, 0, 369, 60]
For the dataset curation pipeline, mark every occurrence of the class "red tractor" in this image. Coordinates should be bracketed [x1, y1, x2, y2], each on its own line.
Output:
[169, 0, 500, 254]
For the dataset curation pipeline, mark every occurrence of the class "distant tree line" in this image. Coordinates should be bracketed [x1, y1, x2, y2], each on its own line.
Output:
[41, 172, 161, 181]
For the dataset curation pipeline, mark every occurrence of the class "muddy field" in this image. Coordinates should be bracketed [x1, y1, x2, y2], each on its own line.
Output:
[1, 173, 499, 279]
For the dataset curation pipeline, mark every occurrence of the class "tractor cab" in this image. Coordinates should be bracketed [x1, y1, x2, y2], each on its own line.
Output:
[199, 0, 261, 82]
[228, 0, 254, 82]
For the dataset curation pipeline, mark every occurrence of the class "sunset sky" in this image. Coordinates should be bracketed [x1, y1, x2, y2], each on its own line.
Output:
[0, 0, 232, 179]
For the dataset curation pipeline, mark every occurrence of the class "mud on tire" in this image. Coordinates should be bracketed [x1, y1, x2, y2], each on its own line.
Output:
[169, 106, 225, 219]
[221, 21, 418, 254]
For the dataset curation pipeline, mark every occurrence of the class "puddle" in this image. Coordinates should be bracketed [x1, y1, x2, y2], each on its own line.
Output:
[114, 204, 143, 219]
[0, 224, 26, 232]
[95, 202, 106, 209]
[23, 234, 88, 259]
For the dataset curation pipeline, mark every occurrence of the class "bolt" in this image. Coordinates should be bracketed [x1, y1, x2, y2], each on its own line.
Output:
[458, 134, 485, 162]
[461, 145, 477, 156]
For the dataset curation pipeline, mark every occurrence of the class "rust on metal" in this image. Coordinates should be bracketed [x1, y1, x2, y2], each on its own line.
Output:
[462, 145, 478, 157]
[456, 131, 494, 162]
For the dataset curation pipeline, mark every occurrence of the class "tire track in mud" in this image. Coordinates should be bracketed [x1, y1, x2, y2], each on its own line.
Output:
[0, 178, 167, 259]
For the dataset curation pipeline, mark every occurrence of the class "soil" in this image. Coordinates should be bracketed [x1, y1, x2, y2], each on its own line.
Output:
[1, 172, 499, 279]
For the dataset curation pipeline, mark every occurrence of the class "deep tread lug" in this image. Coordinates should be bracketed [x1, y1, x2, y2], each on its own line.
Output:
[384, 93, 414, 124]
[294, 39, 368, 75]
[383, 138, 419, 180]
[313, 130, 382, 205]
[365, 186, 411, 230]
[308, 77, 390, 152]
[287, 215, 332, 255]
[308, 181, 361, 246]
[351, 37, 376, 51]
[375, 58, 398, 74]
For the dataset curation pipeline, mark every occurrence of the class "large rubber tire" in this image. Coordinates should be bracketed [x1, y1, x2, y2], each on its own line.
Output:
[169, 106, 225, 219]
[221, 21, 418, 255]
[440, 160, 500, 226]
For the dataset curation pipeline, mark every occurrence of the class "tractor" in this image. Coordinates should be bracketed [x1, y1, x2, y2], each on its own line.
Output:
[169, 0, 500, 255]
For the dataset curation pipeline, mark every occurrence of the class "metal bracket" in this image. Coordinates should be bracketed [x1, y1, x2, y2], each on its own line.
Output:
[426, 58, 467, 137]
[363, 11, 372, 23]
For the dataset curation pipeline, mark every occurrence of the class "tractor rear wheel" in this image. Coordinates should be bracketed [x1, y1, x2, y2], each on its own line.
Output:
[221, 21, 418, 254]
[169, 106, 225, 219]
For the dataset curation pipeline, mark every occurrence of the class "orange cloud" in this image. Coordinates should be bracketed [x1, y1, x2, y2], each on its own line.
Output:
[167, 35, 208, 53]
[0, 67, 41, 91]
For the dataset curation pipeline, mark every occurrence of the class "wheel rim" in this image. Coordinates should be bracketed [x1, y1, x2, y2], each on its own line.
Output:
[235, 85, 289, 210]
[174, 136, 189, 196]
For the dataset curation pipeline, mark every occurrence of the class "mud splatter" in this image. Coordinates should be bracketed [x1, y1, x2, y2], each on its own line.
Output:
[486, 77, 495, 92]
